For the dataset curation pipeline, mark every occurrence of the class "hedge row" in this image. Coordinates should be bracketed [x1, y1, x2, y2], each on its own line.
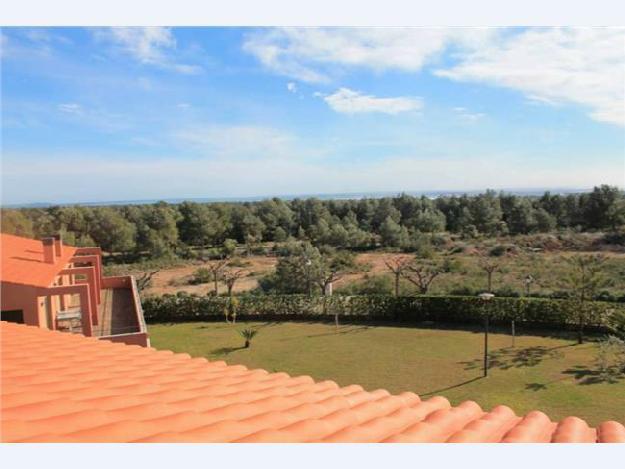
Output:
[143, 294, 625, 332]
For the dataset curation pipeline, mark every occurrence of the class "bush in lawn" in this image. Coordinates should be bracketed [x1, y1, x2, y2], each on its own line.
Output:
[596, 335, 625, 381]
[239, 328, 259, 348]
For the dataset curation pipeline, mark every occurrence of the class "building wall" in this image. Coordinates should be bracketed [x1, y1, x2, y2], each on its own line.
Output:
[1, 283, 41, 326]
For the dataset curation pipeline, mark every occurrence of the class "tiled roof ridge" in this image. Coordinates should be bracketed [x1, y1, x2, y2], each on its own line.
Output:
[1, 321, 624, 443]
[1, 232, 78, 287]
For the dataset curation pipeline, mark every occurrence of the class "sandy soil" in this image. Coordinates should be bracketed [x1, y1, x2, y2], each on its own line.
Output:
[141, 249, 624, 297]
[143, 252, 411, 296]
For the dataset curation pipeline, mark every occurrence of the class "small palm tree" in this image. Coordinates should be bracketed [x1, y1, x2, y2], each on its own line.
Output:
[239, 328, 258, 348]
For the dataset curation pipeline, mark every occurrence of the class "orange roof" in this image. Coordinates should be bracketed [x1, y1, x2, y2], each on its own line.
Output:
[1, 233, 77, 287]
[1, 321, 624, 443]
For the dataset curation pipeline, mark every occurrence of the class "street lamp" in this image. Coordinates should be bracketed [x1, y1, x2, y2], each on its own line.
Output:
[524, 275, 534, 297]
[478, 292, 495, 377]
[304, 258, 312, 297]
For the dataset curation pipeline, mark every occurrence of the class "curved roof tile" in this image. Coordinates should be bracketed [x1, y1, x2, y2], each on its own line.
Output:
[1, 321, 623, 443]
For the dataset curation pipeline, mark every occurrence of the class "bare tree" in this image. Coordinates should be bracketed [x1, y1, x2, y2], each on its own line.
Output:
[402, 260, 446, 295]
[135, 270, 159, 292]
[222, 268, 245, 298]
[519, 252, 543, 297]
[384, 256, 412, 296]
[206, 259, 229, 296]
[478, 255, 502, 293]
[220, 267, 245, 324]
[314, 258, 347, 330]
[316, 270, 343, 297]
[523, 274, 536, 296]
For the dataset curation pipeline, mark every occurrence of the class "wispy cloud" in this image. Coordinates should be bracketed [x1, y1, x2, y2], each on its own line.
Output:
[54, 102, 132, 132]
[453, 106, 485, 122]
[321, 88, 423, 115]
[57, 103, 83, 115]
[93, 27, 202, 74]
[436, 28, 625, 126]
[287, 82, 297, 93]
[243, 27, 497, 83]
[244, 27, 625, 126]
[173, 125, 297, 160]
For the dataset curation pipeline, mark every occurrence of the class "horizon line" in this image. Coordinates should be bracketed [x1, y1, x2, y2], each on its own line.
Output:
[1, 186, 602, 208]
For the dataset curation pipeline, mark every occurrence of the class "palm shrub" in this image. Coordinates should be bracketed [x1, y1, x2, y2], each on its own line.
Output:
[239, 328, 258, 348]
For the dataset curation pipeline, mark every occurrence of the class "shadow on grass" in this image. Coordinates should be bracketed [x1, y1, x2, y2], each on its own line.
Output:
[305, 325, 372, 339]
[459, 344, 572, 371]
[525, 382, 549, 391]
[211, 346, 246, 355]
[420, 376, 484, 396]
[563, 366, 625, 385]
[197, 321, 280, 330]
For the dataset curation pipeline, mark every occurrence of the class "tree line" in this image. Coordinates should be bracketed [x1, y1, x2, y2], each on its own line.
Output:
[1, 185, 623, 259]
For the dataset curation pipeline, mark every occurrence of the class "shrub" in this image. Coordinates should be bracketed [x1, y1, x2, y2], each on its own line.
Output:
[142, 293, 624, 333]
[190, 268, 212, 285]
[336, 275, 394, 296]
[596, 335, 625, 381]
[448, 285, 477, 296]
[228, 258, 251, 268]
[489, 245, 507, 257]
[600, 229, 625, 246]
[239, 328, 259, 348]
[493, 285, 520, 298]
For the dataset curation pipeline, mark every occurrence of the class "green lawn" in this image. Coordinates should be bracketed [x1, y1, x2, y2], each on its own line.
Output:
[148, 321, 625, 426]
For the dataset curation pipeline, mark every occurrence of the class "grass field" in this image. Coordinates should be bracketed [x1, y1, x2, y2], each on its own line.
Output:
[148, 321, 625, 426]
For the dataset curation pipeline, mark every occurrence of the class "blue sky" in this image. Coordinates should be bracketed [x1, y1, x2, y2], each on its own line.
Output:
[1, 27, 624, 204]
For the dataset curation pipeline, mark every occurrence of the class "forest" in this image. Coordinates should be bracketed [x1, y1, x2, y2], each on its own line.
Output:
[1, 185, 623, 262]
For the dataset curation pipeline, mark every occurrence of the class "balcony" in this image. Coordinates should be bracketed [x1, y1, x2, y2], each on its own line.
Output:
[55, 275, 149, 347]
[94, 276, 150, 347]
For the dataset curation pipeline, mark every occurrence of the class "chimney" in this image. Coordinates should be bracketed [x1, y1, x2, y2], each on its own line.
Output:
[53, 233, 63, 257]
[42, 238, 55, 264]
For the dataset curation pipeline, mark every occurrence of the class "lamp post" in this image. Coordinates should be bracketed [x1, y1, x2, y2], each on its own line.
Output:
[304, 258, 312, 297]
[478, 292, 495, 377]
[524, 275, 534, 297]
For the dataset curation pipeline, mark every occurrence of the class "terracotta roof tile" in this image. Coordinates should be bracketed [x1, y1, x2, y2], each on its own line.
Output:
[1, 321, 624, 443]
[1, 233, 77, 287]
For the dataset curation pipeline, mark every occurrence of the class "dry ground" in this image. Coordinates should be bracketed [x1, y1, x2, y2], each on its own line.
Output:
[141, 250, 624, 297]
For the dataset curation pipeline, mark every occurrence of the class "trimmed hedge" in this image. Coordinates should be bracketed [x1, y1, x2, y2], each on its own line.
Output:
[143, 293, 625, 332]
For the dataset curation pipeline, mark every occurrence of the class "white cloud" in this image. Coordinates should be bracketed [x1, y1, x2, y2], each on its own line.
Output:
[453, 106, 485, 122]
[287, 82, 297, 93]
[436, 28, 625, 126]
[244, 27, 625, 126]
[55, 103, 131, 132]
[170, 63, 203, 75]
[176, 103, 191, 109]
[243, 27, 497, 83]
[23, 29, 72, 46]
[93, 27, 201, 74]
[57, 103, 83, 115]
[322, 88, 422, 114]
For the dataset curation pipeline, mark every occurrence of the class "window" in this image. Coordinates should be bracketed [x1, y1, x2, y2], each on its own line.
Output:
[1, 310, 24, 324]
